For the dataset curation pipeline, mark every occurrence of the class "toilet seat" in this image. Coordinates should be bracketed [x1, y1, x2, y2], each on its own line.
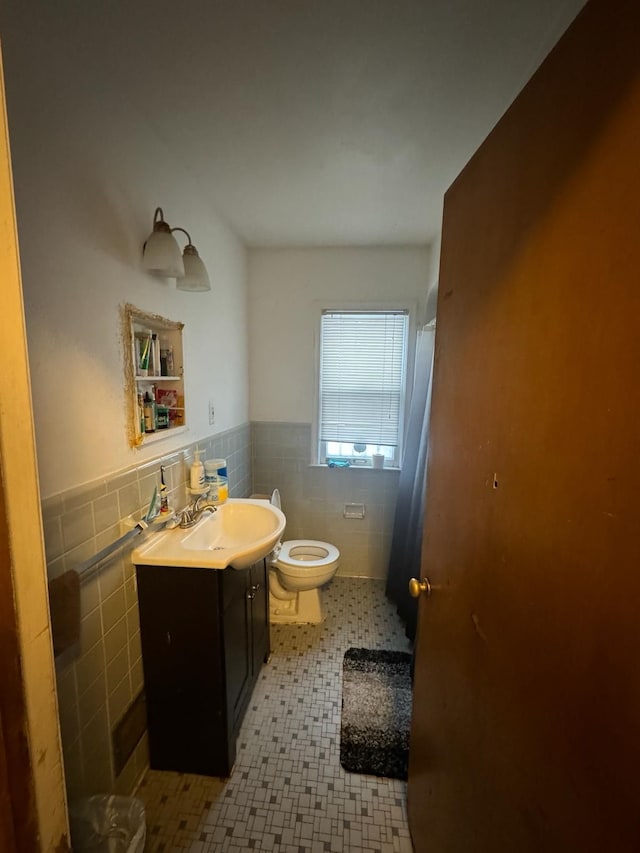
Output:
[276, 539, 339, 571]
[270, 537, 340, 623]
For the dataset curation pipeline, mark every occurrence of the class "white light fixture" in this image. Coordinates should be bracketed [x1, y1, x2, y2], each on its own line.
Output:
[172, 228, 211, 292]
[142, 208, 185, 278]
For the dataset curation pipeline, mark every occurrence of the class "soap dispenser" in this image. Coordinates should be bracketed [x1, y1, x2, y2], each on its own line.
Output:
[190, 449, 205, 490]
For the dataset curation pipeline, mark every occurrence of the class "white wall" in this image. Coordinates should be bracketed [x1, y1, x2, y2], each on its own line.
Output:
[248, 247, 431, 580]
[248, 247, 431, 422]
[2, 1, 249, 498]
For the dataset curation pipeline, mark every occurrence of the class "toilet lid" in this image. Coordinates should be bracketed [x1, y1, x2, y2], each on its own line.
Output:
[277, 539, 340, 568]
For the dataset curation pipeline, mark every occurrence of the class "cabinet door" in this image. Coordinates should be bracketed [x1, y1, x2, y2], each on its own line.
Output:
[136, 566, 225, 776]
[221, 568, 252, 741]
[250, 559, 269, 674]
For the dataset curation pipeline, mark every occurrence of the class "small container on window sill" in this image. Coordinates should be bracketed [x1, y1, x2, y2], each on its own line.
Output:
[372, 454, 385, 469]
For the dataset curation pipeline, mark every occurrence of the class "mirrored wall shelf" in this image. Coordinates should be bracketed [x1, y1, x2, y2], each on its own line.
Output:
[122, 304, 187, 448]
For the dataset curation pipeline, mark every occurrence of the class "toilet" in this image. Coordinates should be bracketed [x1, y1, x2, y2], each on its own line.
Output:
[266, 491, 340, 624]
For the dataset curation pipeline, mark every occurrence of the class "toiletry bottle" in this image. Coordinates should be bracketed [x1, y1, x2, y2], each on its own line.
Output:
[138, 393, 145, 434]
[210, 458, 228, 478]
[143, 392, 156, 432]
[138, 332, 151, 374]
[159, 465, 170, 514]
[204, 459, 218, 487]
[190, 449, 205, 490]
[151, 333, 160, 376]
[159, 338, 174, 376]
[216, 476, 228, 504]
[215, 459, 228, 496]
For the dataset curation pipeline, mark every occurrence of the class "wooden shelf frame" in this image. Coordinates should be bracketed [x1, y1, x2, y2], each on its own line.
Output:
[122, 303, 186, 448]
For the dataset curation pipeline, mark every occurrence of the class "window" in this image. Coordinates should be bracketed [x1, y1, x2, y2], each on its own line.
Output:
[317, 310, 409, 467]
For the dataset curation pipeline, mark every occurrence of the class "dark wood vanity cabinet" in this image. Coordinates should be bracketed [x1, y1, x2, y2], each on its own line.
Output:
[135, 559, 269, 777]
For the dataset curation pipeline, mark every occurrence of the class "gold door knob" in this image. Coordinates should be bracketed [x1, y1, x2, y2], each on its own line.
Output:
[409, 577, 431, 598]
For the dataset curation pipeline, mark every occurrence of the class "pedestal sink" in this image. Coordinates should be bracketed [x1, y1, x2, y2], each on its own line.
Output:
[131, 498, 286, 570]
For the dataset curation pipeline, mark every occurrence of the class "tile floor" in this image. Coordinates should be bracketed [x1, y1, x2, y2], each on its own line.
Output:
[137, 577, 415, 852]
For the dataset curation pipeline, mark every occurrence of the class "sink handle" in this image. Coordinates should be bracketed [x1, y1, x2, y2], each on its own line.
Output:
[177, 506, 196, 529]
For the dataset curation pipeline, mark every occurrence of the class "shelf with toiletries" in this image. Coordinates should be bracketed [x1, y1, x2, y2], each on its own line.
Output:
[123, 304, 187, 448]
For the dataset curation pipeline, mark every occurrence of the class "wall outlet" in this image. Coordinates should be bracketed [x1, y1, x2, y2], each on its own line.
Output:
[208, 401, 215, 425]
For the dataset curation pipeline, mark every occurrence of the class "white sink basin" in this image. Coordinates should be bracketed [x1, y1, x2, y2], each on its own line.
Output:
[132, 498, 286, 570]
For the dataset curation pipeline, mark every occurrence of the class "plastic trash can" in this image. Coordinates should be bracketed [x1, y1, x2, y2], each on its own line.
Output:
[69, 795, 146, 853]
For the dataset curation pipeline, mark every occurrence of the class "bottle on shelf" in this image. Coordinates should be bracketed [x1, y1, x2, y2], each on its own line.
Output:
[138, 392, 145, 434]
[143, 391, 156, 432]
[137, 332, 151, 375]
[190, 449, 205, 490]
[159, 338, 174, 376]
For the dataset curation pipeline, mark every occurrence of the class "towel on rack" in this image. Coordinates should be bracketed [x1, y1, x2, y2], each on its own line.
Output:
[48, 569, 81, 656]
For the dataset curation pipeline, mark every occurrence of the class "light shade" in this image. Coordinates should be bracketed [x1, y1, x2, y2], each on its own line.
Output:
[143, 208, 185, 278]
[166, 227, 211, 292]
[177, 244, 211, 291]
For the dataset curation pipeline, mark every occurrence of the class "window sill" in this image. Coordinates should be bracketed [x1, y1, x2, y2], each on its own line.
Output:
[308, 463, 400, 472]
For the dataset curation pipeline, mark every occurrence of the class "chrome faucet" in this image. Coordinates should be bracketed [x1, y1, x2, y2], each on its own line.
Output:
[177, 495, 217, 528]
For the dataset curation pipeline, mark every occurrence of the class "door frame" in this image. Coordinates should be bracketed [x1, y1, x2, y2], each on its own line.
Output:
[0, 46, 69, 850]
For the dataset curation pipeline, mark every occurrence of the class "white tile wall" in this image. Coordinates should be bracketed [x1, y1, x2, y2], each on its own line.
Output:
[252, 422, 399, 580]
[42, 424, 252, 802]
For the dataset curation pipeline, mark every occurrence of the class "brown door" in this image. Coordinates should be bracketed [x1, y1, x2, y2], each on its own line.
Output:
[0, 712, 18, 851]
[407, 1, 640, 850]
[0, 469, 36, 850]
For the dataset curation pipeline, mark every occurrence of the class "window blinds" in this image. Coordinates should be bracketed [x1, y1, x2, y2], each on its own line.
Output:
[319, 311, 408, 446]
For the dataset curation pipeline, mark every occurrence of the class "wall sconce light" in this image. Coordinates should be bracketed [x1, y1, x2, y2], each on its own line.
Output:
[171, 228, 211, 292]
[142, 207, 211, 292]
[142, 208, 184, 278]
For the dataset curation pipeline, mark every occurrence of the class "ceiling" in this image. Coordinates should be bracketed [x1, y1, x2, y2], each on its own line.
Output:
[22, 0, 588, 247]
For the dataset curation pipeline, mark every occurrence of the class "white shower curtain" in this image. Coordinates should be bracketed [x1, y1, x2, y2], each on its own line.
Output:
[385, 325, 435, 641]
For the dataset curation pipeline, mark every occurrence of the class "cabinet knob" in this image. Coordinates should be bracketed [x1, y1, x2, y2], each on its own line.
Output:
[247, 591, 255, 600]
[251, 583, 261, 593]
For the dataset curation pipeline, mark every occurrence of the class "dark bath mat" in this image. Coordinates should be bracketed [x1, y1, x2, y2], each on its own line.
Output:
[340, 647, 413, 781]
